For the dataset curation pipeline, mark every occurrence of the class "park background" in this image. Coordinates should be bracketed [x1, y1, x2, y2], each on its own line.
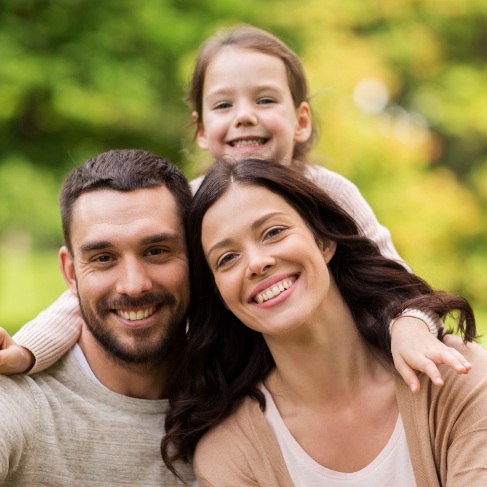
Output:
[0, 0, 486, 343]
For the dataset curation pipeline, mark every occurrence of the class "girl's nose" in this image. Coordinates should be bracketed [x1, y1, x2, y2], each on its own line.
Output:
[234, 103, 258, 127]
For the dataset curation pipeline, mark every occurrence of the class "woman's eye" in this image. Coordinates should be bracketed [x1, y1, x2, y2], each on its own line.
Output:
[265, 227, 285, 239]
[217, 253, 237, 268]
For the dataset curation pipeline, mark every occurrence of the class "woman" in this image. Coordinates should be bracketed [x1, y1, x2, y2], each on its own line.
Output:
[163, 158, 486, 486]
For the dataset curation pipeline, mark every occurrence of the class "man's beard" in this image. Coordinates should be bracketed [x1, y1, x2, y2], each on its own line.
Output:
[78, 289, 187, 367]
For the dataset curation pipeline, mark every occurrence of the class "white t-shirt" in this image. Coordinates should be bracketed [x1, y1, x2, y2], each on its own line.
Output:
[262, 385, 416, 486]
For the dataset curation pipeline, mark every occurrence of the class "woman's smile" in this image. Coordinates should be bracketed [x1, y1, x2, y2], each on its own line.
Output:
[202, 184, 336, 336]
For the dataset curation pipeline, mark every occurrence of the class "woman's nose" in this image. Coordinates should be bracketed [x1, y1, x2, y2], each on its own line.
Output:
[245, 249, 276, 279]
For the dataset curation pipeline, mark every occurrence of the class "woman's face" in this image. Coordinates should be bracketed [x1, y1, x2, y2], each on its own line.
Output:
[201, 184, 337, 338]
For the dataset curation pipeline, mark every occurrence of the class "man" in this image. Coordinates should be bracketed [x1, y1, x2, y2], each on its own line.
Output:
[0, 149, 196, 485]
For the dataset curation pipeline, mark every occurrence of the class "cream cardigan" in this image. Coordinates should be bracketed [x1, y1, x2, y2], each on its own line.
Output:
[194, 337, 487, 486]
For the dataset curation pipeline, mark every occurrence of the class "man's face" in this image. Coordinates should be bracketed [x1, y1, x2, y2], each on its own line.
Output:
[60, 186, 190, 366]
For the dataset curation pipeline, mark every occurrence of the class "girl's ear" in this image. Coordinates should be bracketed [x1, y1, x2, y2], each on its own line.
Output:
[193, 111, 209, 151]
[59, 246, 79, 296]
[294, 102, 313, 143]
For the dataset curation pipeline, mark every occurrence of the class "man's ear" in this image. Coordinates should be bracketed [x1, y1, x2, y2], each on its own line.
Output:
[294, 101, 313, 144]
[192, 111, 209, 151]
[59, 246, 78, 296]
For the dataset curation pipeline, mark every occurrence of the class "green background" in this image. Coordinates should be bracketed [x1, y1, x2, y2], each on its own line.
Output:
[0, 0, 485, 343]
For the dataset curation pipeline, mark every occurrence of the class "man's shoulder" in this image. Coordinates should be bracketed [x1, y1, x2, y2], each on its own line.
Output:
[0, 374, 40, 438]
[0, 372, 38, 397]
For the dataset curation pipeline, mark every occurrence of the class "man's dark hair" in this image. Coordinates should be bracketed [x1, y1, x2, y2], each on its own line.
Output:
[60, 149, 192, 253]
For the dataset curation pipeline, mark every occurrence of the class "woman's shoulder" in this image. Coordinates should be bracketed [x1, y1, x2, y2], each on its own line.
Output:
[402, 335, 487, 417]
[443, 335, 487, 371]
[194, 396, 265, 461]
[193, 395, 292, 486]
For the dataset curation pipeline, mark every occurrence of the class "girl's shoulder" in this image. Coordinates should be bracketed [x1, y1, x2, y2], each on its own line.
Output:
[305, 163, 359, 193]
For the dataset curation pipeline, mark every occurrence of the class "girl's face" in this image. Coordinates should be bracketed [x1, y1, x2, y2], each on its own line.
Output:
[195, 47, 312, 166]
[201, 184, 337, 338]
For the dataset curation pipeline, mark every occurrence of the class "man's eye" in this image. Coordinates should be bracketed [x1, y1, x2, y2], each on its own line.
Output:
[146, 248, 165, 256]
[93, 255, 114, 263]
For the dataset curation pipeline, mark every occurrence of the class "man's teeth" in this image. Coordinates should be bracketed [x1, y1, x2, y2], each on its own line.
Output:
[255, 280, 294, 304]
[117, 307, 155, 321]
[232, 139, 265, 148]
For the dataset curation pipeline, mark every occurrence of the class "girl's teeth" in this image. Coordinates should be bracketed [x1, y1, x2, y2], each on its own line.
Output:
[232, 139, 264, 147]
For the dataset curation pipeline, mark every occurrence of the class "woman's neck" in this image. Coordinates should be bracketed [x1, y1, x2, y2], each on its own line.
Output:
[264, 300, 390, 407]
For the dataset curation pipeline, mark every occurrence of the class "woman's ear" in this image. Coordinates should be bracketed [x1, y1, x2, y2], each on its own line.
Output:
[320, 240, 337, 263]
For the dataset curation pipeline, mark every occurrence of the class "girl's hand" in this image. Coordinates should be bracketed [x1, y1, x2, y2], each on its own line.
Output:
[391, 317, 472, 393]
[0, 327, 35, 375]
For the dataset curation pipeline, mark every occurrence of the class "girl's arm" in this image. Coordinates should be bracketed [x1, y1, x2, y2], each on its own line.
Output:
[391, 316, 471, 393]
[0, 290, 82, 374]
[307, 164, 472, 390]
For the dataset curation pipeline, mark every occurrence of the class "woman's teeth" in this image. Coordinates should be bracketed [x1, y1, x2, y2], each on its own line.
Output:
[117, 306, 155, 321]
[255, 279, 294, 304]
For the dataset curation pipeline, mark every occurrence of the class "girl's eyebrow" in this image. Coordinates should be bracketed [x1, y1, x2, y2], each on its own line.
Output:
[206, 83, 283, 98]
[206, 212, 284, 259]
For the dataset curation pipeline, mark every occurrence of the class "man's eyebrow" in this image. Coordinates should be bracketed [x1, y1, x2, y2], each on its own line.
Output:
[78, 233, 182, 254]
[79, 241, 113, 254]
[140, 233, 182, 245]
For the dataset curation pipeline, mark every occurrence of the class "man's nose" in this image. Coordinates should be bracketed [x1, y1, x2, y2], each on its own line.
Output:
[115, 258, 153, 296]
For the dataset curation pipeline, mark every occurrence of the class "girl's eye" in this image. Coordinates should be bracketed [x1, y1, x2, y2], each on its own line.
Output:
[216, 252, 237, 269]
[214, 101, 232, 110]
[258, 97, 276, 105]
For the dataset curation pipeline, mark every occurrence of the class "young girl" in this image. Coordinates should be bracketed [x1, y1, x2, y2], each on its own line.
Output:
[1, 24, 469, 389]
[162, 158, 487, 486]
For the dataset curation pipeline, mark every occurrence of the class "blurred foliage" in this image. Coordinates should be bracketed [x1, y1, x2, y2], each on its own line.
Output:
[0, 0, 485, 340]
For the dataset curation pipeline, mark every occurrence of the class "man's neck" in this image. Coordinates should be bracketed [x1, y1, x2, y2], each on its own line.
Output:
[77, 328, 169, 400]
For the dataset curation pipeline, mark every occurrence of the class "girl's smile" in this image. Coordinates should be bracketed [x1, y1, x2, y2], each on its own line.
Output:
[195, 46, 312, 166]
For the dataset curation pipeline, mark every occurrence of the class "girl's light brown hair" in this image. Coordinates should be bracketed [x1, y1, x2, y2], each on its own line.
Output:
[187, 24, 317, 161]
